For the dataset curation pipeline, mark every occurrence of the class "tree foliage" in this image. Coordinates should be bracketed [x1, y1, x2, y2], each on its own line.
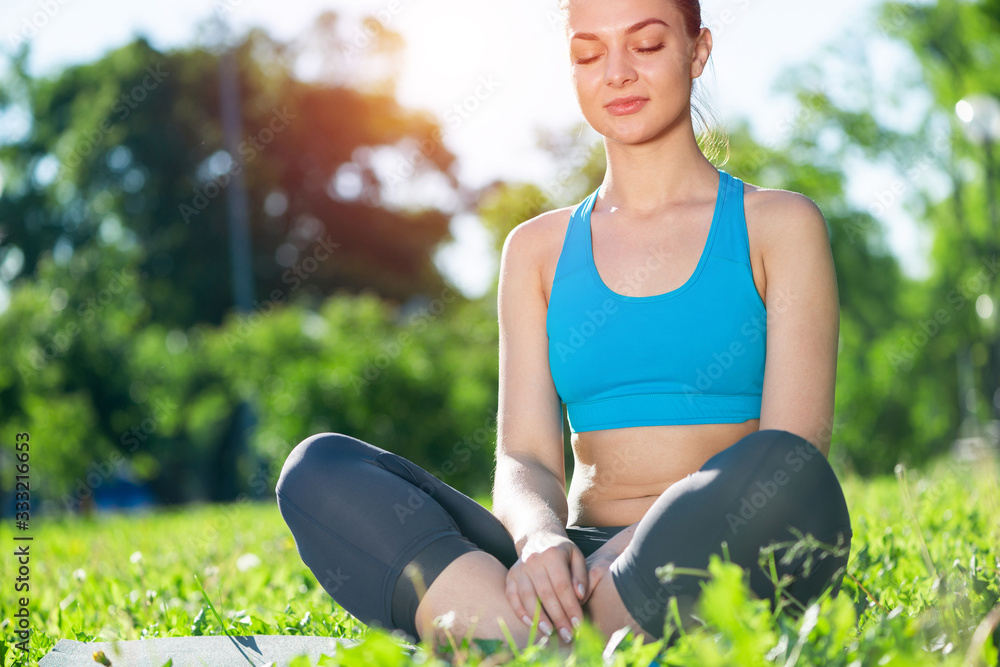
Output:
[0, 16, 457, 329]
[2, 0, 998, 506]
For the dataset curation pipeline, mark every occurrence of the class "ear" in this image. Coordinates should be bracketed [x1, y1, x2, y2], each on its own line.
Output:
[690, 27, 713, 79]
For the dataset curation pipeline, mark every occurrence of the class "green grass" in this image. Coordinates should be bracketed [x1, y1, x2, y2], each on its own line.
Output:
[2, 454, 999, 666]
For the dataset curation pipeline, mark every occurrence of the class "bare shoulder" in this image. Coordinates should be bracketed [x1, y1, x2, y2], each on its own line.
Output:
[499, 205, 576, 297]
[741, 182, 830, 259]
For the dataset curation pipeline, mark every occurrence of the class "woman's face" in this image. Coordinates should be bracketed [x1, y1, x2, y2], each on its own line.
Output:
[564, 0, 711, 144]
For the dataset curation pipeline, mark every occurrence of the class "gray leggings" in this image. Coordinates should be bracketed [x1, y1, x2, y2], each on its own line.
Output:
[275, 428, 852, 642]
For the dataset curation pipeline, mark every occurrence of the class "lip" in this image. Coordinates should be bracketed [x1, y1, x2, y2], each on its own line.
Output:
[605, 96, 648, 116]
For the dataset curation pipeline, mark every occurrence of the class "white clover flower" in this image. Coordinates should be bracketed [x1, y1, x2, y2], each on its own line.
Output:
[433, 611, 456, 630]
[130, 551, 143, 564]
[236, 553, 261, 572]
[73, 568, 87, 581]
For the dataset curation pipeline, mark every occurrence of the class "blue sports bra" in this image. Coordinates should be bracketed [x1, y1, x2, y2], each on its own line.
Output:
[546, 169, 767, 433]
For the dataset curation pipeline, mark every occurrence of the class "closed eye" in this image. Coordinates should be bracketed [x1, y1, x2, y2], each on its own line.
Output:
[574, 43, 666, 65]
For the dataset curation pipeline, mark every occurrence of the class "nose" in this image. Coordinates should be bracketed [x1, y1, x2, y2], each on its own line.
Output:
[604, 45, 637, 87]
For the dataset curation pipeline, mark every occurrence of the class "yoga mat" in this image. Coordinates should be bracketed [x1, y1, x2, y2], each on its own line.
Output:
[38, 634, 417, 666]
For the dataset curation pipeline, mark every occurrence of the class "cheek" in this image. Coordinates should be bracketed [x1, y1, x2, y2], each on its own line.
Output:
[571, 71, 601, 100]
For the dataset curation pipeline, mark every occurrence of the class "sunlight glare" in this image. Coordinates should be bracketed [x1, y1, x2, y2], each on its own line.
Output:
[395, 2, 488, 111]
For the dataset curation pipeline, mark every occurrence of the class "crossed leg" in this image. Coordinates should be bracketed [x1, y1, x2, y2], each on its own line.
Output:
[415, 428, 852, 647]
[412, 550, 650, 650]
[278, 429, 850, 652]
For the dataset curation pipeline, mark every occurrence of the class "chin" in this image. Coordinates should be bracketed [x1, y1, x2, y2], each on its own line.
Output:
[601, 122, 668, 145]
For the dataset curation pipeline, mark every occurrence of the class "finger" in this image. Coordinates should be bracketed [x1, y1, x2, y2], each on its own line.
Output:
[524, 596, 553, 637]
[505, 572, 533, 627]
[541, 559, 584, 639]
[513, 572, 554, 634]
[570, 546, 589, 600]
[529, 574, 567, 639]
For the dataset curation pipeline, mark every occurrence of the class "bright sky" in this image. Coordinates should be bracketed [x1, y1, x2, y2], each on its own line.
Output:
[1, 0, 932, 299]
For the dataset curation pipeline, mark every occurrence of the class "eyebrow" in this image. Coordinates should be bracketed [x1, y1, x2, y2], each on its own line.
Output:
[570, 18, 669, 42]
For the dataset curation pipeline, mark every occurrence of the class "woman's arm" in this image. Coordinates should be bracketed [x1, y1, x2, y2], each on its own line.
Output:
[491, 213, 570, 550]
[751, 191, 840, 457]
[493, 452, 568, 554]
[491, 212, 589, 643]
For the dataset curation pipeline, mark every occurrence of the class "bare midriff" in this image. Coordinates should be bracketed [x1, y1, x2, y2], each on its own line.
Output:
[565, 419, 760, 527]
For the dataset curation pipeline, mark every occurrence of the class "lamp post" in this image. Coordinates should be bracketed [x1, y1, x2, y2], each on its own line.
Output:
[956, 94, 1000, 438]
[214, 10, 257, 499]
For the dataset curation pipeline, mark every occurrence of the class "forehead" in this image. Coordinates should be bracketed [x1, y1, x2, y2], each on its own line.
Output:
[565, 0, 676, 38]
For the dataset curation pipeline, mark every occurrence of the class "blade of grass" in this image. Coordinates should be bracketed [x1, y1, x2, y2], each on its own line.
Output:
[192, 574, 255, 667]
[894, 464, 938, 580]
[192, 574, 229, 637]
[845, 569, 888, 613]
[529, 597, 542, 648]
[496, 616, 521, 660]
[963, 601, 1000, 667]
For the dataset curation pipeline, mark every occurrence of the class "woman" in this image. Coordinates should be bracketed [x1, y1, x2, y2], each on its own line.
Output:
[275, 0, 852, 652]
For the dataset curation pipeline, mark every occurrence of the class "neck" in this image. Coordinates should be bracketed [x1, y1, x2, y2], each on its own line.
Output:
[597, 112, 719, 217]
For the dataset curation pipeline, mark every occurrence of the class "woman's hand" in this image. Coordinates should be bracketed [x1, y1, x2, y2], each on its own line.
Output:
[505, 531, 589, 644]
[583, 549, 619, 604]
[582, 524, 637, 603]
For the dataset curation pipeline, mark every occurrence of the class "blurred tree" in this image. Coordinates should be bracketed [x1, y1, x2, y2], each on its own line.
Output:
[766, 0, 1000, 469]
[0, 11, 474, 505]
[882, 0, 1000, 430]
[0, 12, 458, 330]
[5, 0, 995, 507]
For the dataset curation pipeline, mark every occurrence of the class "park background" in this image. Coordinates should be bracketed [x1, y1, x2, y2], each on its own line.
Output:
[1, 0, 999, 664]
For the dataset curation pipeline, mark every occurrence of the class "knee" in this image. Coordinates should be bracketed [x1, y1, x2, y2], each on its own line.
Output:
[722, 429, 827, 479]
[745, 428, 820, 458]
[275, 432, 366, 500]
[736, 429, 851, 531]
